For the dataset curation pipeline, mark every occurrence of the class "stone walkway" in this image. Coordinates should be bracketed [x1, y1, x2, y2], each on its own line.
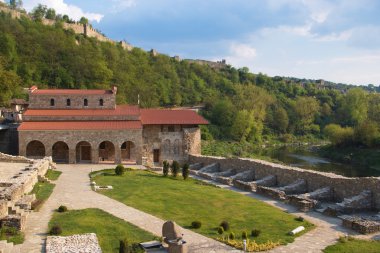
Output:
[192, 175, 380, 253]
[19, 165, 239, 253]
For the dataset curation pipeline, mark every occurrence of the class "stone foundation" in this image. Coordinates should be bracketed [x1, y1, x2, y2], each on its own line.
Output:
[46, 233, 102, 253]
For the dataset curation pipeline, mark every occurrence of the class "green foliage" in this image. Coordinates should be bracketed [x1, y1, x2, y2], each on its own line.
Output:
[119, 238, 129, 253]
[170, 161, 180, 177]
[324, 238, 380, 253]
[50, 225, 62, 235]
[228, 232, 235, 240]
[338, 88, 369, 126]
[354, 121, 379, 147]
[295, 216, 304, 222]
[162, 160, 169, 177]
[191, 221, 202, 229]
[57, 205, 68, 213]
[0, 226, 24, 244]
[220, 221, 230, 231]
[217, 226, 224, 235]
[182, 163, 189, 180]
[324, 124, 354, 146]
[115, 164, 126, 176]
[251, 229, 261, 237]
[241, 231, 248, 240]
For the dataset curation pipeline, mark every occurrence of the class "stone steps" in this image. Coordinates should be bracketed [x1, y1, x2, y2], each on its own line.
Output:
[0, 240, 20, 253]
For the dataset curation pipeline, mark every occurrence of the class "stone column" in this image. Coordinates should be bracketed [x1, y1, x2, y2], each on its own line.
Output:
[69, 148, 76, 164]
[115, 147, 121, 164]
[46, 145, 52, 158]
[92, 148, 99, 164]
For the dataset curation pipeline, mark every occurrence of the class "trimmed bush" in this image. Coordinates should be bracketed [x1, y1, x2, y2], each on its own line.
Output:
[191, 221, 202, 229]
[228, 232, 235, 240]
[50, 225, 62, 235]
[170, 161, 180, 177]
[162, 161, 169, 177]
[182, 163, 189, 180]
[115, 164, 127, 176]
[295, 216, 304, 222]
[217, 226, 224, 235]
[220, 221, 230, 231]
[57, 205, 68, 213]
[242, 231, 248, 240]
[251, 229, 261, 237]
[119, 238, 129, 253]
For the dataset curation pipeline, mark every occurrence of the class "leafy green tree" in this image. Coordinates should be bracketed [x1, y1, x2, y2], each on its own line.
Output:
[170, 161, 180, 177]
[31, 4, 48, 21]
[324, 124, 354, 146]
[338, 88, 368, 126]
[45, 8, 56, 20]
[293, 97, 320, 134]
[354, 121, 379, 147]
[272, 106, 289, 133]
[231, 110, 254, 142]
[182, 163, 189, 180]
[79, 17, 89, 25]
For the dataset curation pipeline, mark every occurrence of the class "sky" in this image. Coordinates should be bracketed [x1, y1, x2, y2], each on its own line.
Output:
[12, 0, 380, 85]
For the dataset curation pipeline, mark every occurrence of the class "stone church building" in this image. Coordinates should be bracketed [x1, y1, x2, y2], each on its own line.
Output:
[18, 86, 208, 166]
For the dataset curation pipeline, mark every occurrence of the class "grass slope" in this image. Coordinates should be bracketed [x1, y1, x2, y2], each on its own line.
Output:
[30, 182, 55, 211]
[324, 239, 380, 253]
[92, 170, 313, 245]
[45, 169, 62, 181]
[48, 208, 157, 253]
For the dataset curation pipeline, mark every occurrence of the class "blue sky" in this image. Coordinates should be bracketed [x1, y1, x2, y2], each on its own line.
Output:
[18, 0, 380, 85]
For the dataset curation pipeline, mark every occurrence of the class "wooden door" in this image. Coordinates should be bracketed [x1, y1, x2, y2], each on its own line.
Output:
[153, 149, 160, 163]
[80, 145, 91, 161]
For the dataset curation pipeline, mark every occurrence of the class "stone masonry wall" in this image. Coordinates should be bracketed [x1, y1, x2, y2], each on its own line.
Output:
[19, 129, 143, 164]
[189, 155, 380, 209]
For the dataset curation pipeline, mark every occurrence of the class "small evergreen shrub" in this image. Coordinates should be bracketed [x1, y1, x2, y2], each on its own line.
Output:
[170, 161, 180, 177]
[57, 205, 68, 213]
[217, 226, 224, 235]
[50, 225, 62, 235]
[220, 221, 230, 231]
[115, 164, 126, 176]
[182, 163, 189, 180]
[228, 232, 235, 240]
[295, 216, 304, 222]
[119, 238, 129, 253]
[251, 229, 261, 237]
[162, 161, 169, 177]
[242, 231, 248, 240]
[191, 221, 202, 229]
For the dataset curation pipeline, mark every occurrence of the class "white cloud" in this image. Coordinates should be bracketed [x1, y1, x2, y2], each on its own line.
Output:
[229, 43, 257, 59]
[23, 0, 104, 22]
[110, 0, 136, 11]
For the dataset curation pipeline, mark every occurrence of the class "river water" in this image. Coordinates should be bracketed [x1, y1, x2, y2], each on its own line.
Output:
[254, 146, 380, 178]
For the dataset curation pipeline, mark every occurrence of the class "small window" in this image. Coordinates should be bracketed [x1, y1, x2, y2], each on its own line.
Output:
[84, 99, 88, 107]
[99, 99, 104, 106]
[50, 99, 55, 106]
[168, 125, 175, 132]
[66, 99, 71, 106]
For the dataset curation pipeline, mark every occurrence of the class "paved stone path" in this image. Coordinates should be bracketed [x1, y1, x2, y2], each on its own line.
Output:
[19, 165, 239, 253]
[192, 175, 380, 253]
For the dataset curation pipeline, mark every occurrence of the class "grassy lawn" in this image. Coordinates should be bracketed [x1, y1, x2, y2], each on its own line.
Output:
[0, 227, 24, 244]
[45, 169, 62, 181]
[48, 208, 157, 253]
[324, 238, 380, 253]
[92, 170, 314, 245]
[30, 182, 55, 211]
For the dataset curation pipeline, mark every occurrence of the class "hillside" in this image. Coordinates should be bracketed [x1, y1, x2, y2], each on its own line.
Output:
[0, 6, 379, 149]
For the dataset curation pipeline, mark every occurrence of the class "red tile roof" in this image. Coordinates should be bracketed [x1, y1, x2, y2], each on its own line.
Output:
[18, 121, 142, 131]
[141, 109, 209, 125]
[31, 89, 113, 95]
[24, 105, 140, 116]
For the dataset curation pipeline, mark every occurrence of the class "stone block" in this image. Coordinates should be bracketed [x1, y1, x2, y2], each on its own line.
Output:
[0, 214, 26, 230]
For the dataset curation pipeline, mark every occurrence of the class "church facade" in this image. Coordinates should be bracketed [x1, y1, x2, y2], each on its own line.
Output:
[18, 86, 208, 166]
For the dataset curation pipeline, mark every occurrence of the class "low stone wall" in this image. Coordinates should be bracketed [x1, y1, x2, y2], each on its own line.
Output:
[189, 155, 380, 209]
[0, 152, 32, 163]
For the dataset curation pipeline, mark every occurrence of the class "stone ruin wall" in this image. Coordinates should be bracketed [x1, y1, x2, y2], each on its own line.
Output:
[189, 155, 380, 209]
[0, 152, 32, 163]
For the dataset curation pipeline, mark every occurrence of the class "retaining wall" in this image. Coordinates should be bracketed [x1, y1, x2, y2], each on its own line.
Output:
[189, 155, 380, 209]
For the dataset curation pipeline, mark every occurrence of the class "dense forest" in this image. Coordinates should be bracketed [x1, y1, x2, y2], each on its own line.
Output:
[0, 3, 379, 153]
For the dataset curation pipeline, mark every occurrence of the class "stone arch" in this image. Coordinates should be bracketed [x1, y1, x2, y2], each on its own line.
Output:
[121, 141, 135, 162]
[98, 141, 115, 163]
[26, 140, 45, 159]
[163, 139, 171, 154]
[52, 141, 69, 163]
[174, 139, 181, 155]
[76, 141, 92, 163]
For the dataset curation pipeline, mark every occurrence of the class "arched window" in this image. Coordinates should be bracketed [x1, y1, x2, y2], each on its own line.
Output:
[66, 99, 71, 106]
[50, 99, 55, 106]
[99, 99, 104, 106]
[84, 99, 88, 106]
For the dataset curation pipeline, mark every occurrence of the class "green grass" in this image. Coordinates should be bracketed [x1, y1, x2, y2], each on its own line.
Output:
[0, 227, 24, 244]
[45, 169, 62, 181]
[324, 238, 380, 253]
[92, 170, 314, 245]
[30, 182, 55, 211]
[48, 208, 157, 253]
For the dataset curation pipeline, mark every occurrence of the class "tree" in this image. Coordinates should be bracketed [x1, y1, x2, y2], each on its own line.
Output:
[45, 8, 56, 20]
[170, 161, 180, 177]
[9, 0, 22, 9]
[338, 88, 368, 126]
[354, 121, 379, 147]
[272, 106, 289, 133]
[324, 124, 354, 146]
[31, 4, 48, 21]
[79, 17, 89, 25]
[182, 163, 189, 180]
[162, 160, 169, 177]
[230, 110, 255, 142]
[293, 97, 320, 134]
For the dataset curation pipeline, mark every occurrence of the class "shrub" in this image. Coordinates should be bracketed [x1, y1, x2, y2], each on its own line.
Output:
[228, 232, 235, 240]
[242, 231, 248, 240]
[119, 238, 129, 253]
[191, 221, 202, 229]
[182, 163, 189, 180]
[115, 164, 126, 176]
[295, 216, 304, 222]
[50, 225, 62, 235]
[162, 161, 169, 177]
[217, 226, 224, 235]
[57, 205, 68, 213]
[251, 229, 261, 237]
[170, 161, 180, 177]
[324, 124, 354, 146]
[220, 221, 229, 231]
[31, 199, 43, 210]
